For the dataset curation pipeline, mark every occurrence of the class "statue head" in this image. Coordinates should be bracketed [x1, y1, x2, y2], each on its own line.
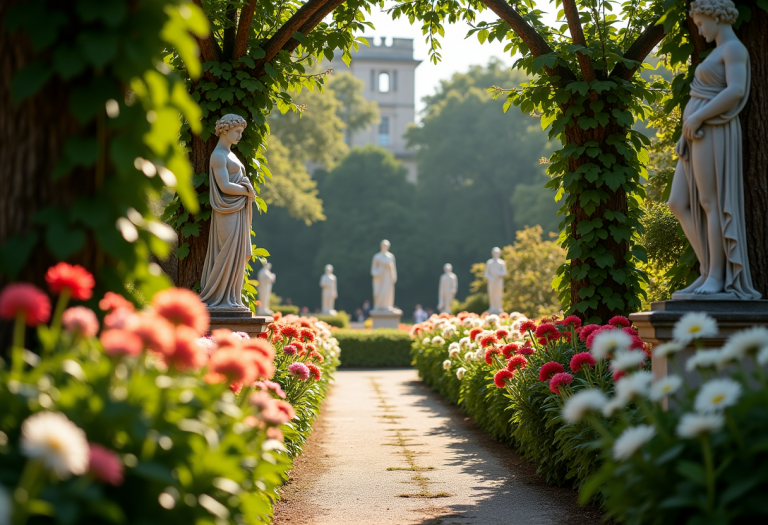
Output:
[325, 264, 334, 274]
[380, 239, 391, 253]
[491, 247, 501, 259]
[690, 0, 739, 41]
[215, 114, 247, 145]
[443, 263, 453, 273]
[262, 261, 271, 271]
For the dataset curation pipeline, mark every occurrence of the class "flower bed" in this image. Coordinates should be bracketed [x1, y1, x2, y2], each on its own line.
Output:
[0, 265, 339, 524]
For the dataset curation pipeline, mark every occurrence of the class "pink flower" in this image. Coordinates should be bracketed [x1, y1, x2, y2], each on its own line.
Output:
[151, 288, 209, 335]
[549, 372, 573, 394]
[506, 355, 528, 372]
[100, 329, 143, 357]
[253, 380, 287, 399]
[45, 263, 95, 300]
[205, 348, 256, 384]
[559, 315, 582, 329]
[517, 345, 535, 356]
[586, 325, 615, 349]
[126, 313, 175, 355]
[283, 344, 297, 355]
[578, 324, 601, 343]
[609, 316, 631, 328]
[62, 307, 99, 337]
[261, 400, 296, 426]
[88, 443, 124, 486]
[570, 352, 596, 372]
[0, 283, 51, 326]
[98, 292, 134, 313]
[539, 361, 565, 382]
[613, 370, 626, 381]
[501, 343, 519, 359]
[535, 323, 560, 343]
[622, 326, 638, 337]
[493, 369, 515, 388]
[288, 362, 310, 380]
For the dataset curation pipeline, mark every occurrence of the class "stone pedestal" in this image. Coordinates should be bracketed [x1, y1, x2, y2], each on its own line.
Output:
[370, 308, 402, 329]
[630, 300, 768, 381]
[207, 307, 273, 338]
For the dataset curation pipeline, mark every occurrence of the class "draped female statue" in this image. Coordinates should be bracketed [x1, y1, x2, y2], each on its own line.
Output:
[668, 0, 760, 300]
[320, 265, 338, 315]
[371, 240, 398, 311]
[199, 114, 257, 310]
[485, 247, 507, 314]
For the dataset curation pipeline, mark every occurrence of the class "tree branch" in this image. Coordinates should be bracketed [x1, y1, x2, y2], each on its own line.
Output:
[233, 0, 258, 61]
[480, 0, 576, 83]
[562, 0, 595, 82]
[611, 19, 666, 80]
[686, 0, 709, 64]
[191, 0, 222, 62]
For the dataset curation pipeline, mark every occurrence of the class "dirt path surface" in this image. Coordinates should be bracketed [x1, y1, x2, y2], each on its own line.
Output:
[273, 369, 604, 525]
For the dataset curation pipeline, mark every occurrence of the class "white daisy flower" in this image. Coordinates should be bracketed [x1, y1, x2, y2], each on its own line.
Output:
[0, 484, 10, 525]
[685, 349, 723, 372]
[20, 412, 89, 478]
[694, 378, 742, 413]
[472, 318, 485, 328]
[591, 330, 633, 360]
[456, 367, 466, 380]
[448, 342, 460, 353]
[673, 312, 717, 344]
[464, 352, 473, 363]
[613, 425, 656, 461]
[442, 359, 451, 370]
[432, 336, 445, 347]
[719, 327, 768, 365]
[653, 341, 683, 358]
[602, 397, 626, 417]
[459, 337, 471, 349]
[615, 371, 654, 403]
[649, 375, 683, 402]
[442, 326, 457, 338]
[448, 348, 460, 359]
[676, 412, 724, 438]
[474, 348, 484, 361]
[422, 337, 431, 345]
[485, 314, 500, 328]
[562, 389, 608, 424]
[610, 350, 646, 372]
[462, 318, 474, 328]
[758, 346, 768, 366]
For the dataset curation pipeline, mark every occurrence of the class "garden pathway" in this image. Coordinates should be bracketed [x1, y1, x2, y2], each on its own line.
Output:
[273, 369, 604, 525]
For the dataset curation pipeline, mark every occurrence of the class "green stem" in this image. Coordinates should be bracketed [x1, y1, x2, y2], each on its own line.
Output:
[11, 313, 26, 378]
[44, 288, 70, 356]
[12, 459, 45, 525]
[701, 435, 715, 515]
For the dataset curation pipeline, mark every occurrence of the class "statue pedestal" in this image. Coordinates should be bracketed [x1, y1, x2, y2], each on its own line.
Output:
[370, 308, 402, 329]
[630, 300, 768, 381]
[207, 307, 273, 339]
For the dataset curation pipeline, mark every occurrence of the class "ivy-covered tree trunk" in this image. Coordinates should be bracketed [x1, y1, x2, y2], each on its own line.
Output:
[738, 3, 768, 296]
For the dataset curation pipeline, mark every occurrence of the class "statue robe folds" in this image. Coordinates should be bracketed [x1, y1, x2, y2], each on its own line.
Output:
[199, 164, 253, 308]
[372, 253, 397, 311]
[675, 57, 760, 300]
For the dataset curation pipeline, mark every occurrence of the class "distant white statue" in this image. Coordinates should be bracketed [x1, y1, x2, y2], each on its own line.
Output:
[371, 240, 398, 311]
[485, 247, 508, 314]
[256, 262, 276, 315]
[320, 264, 338, 315]
[200, 114, 256, 310]
[437, 263, 458, 314]
[668, 0, 760, 300]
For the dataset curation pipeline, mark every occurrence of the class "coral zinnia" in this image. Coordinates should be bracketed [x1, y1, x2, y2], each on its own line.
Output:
[495, 329, 510, 340]
[288, 362, 310, 380]
[151, 288, 209, 335]
[480, 334, 498, 348]
[539, 361, 565, 382]
[469, 328, 483, 341]
[260, 399, 296, 426]
[280, 325, 300, 340]
[519, 320, 536, 333]
[206, 348, 256, 384]
[506, 355, 528, 372]
[570, 352, 596, 373]
[243, 338, 276, 361]
[493, 369, 514, 388]
[98, 292, 134, 313]
[127, 313, 174, 355]
[609, 316, 631, 328]
[549, 372, 573, 394]
[484, 347, 501, 365]
[88, 443, 124, 486]
[100, 329, 143, 357]
[535, 323, 560, 343]
[0, 283, 51, 326]
[166, 326, 207, 371]
[45, 263, 95, 300]
[309, 350, 324, 363]
[306, 363, 322, 381]
[62, 307, 100, 338]
[300, 328, 315, 342]
[501, 343, 519, 359]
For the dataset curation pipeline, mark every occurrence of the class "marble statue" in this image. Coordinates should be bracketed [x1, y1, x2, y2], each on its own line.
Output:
[668, 0, 761, 300]
[437, 263, 458, 314]
[320, 264, 338, 315]
[200, 114, 256, 310]
[485, 247, 508, 314]
[256, 262, 276, 315]
[371, 240, 398, 311]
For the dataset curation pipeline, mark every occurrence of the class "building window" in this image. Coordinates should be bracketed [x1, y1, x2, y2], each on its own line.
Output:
[378, 72, 390, 93]
[378, 117, 390, 147]
[370, 69, 375, 91]
[392, 70, 398, 92]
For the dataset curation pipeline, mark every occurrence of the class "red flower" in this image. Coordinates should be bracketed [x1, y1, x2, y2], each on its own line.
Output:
[549, 372, 573, 394]
[260, 399, 296, 426]
[493, 369, 515, 388]
[211, 328, 243, 349]
[152, 288, 209, 335]
[535, 323, 560, 342]
[256, 332, 269, 340]
[127, 313, 174, 355]
[98, 292, 134, 313]
[88, 443, 124, 486]
[45, 263, 95, 300]
[306, 363, 322, 381]
[517, 345, 535, 356]
[469, 328, 483, 341]
[631, 335, 644, 350]
[280, 325, 300, 340]
[242, 338, 276, 380]
[62, 307, 99, 337]
[570, 352, 596, 372]
[484, 347, 501, 365]
[309, 350, 325, 363]
[206, 348, 256, 385]
[559, 315, 582, 329]
[612, 370, 626, 382]
[100, 329, 143, 357]
[300, 328, 315, 342]
[506, 355, 528, 372]
[0, 284, 51, 326]
[480, 334, 498, 348]
[243, 338, 276, 361]
[578, 324, 601, 342]
[539, 361, 565, 382]
[586, 326, 615, 349]
[166, 326, 207, 371]
[622, 326, 638, 337]
[501, 343, 519, 359]
[495, 329, 509, 340]
[609, 316, 631, 328]
[272, 311, 283, 321]
[519, 320, 536, 333]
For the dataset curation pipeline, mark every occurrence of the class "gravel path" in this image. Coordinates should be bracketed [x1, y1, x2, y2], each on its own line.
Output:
[273, 369, 604, 525]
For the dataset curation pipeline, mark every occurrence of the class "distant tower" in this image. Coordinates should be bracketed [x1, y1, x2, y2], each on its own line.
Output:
[326, 37, 421, 183]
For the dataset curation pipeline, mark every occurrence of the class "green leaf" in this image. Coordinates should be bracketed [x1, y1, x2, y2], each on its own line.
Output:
[76, 0, 127, 26]
[46, 222, 86, 260]
[0, 232, 39, 279]
[253, 248, 270, 257]
[11, 61, 53, 103]
[676, 460, 707, 485]
[52, 45, 87, 79]
[63, 136, 99, 166]
[78, 31, 119, 67]
[264, 63, 278, 78]
[181, 221, 201, 239]
[177, 242, 190, 260]
[593, 251, 615, 268]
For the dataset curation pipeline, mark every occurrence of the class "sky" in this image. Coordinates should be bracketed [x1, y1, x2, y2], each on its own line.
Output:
[361, 1, 560, 118]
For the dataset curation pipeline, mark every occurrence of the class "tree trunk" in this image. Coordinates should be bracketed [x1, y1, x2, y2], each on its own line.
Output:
[738, 3, 768, 297]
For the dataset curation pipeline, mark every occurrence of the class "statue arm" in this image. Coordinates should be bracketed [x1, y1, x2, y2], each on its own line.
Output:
[371, 257, 380, 276]
[211, 152, 251, 196]
[391, 255, 397, 284]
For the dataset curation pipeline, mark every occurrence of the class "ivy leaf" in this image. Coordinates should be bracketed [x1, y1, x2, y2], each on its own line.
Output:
[566, 81, 589, 96]
[0, 232, 39, 279]
[63, 136, 99, 167]
[78, 31, 119, 67]
[177, 242, 190, 260]
[531, 53, 558, 73]
[181, 222, 201, 238]
[264, 63, 278, 78]
[52, 45, 87, 79]
[593, 252, 615, 268]
[46, 222, 86, 260]
[11, 61, 53, 103]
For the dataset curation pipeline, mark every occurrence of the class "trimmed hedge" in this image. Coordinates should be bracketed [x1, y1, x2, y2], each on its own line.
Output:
[315, 311, 350, 328]
[273, 304, 300, 315]
[335, 329, 412, 368]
